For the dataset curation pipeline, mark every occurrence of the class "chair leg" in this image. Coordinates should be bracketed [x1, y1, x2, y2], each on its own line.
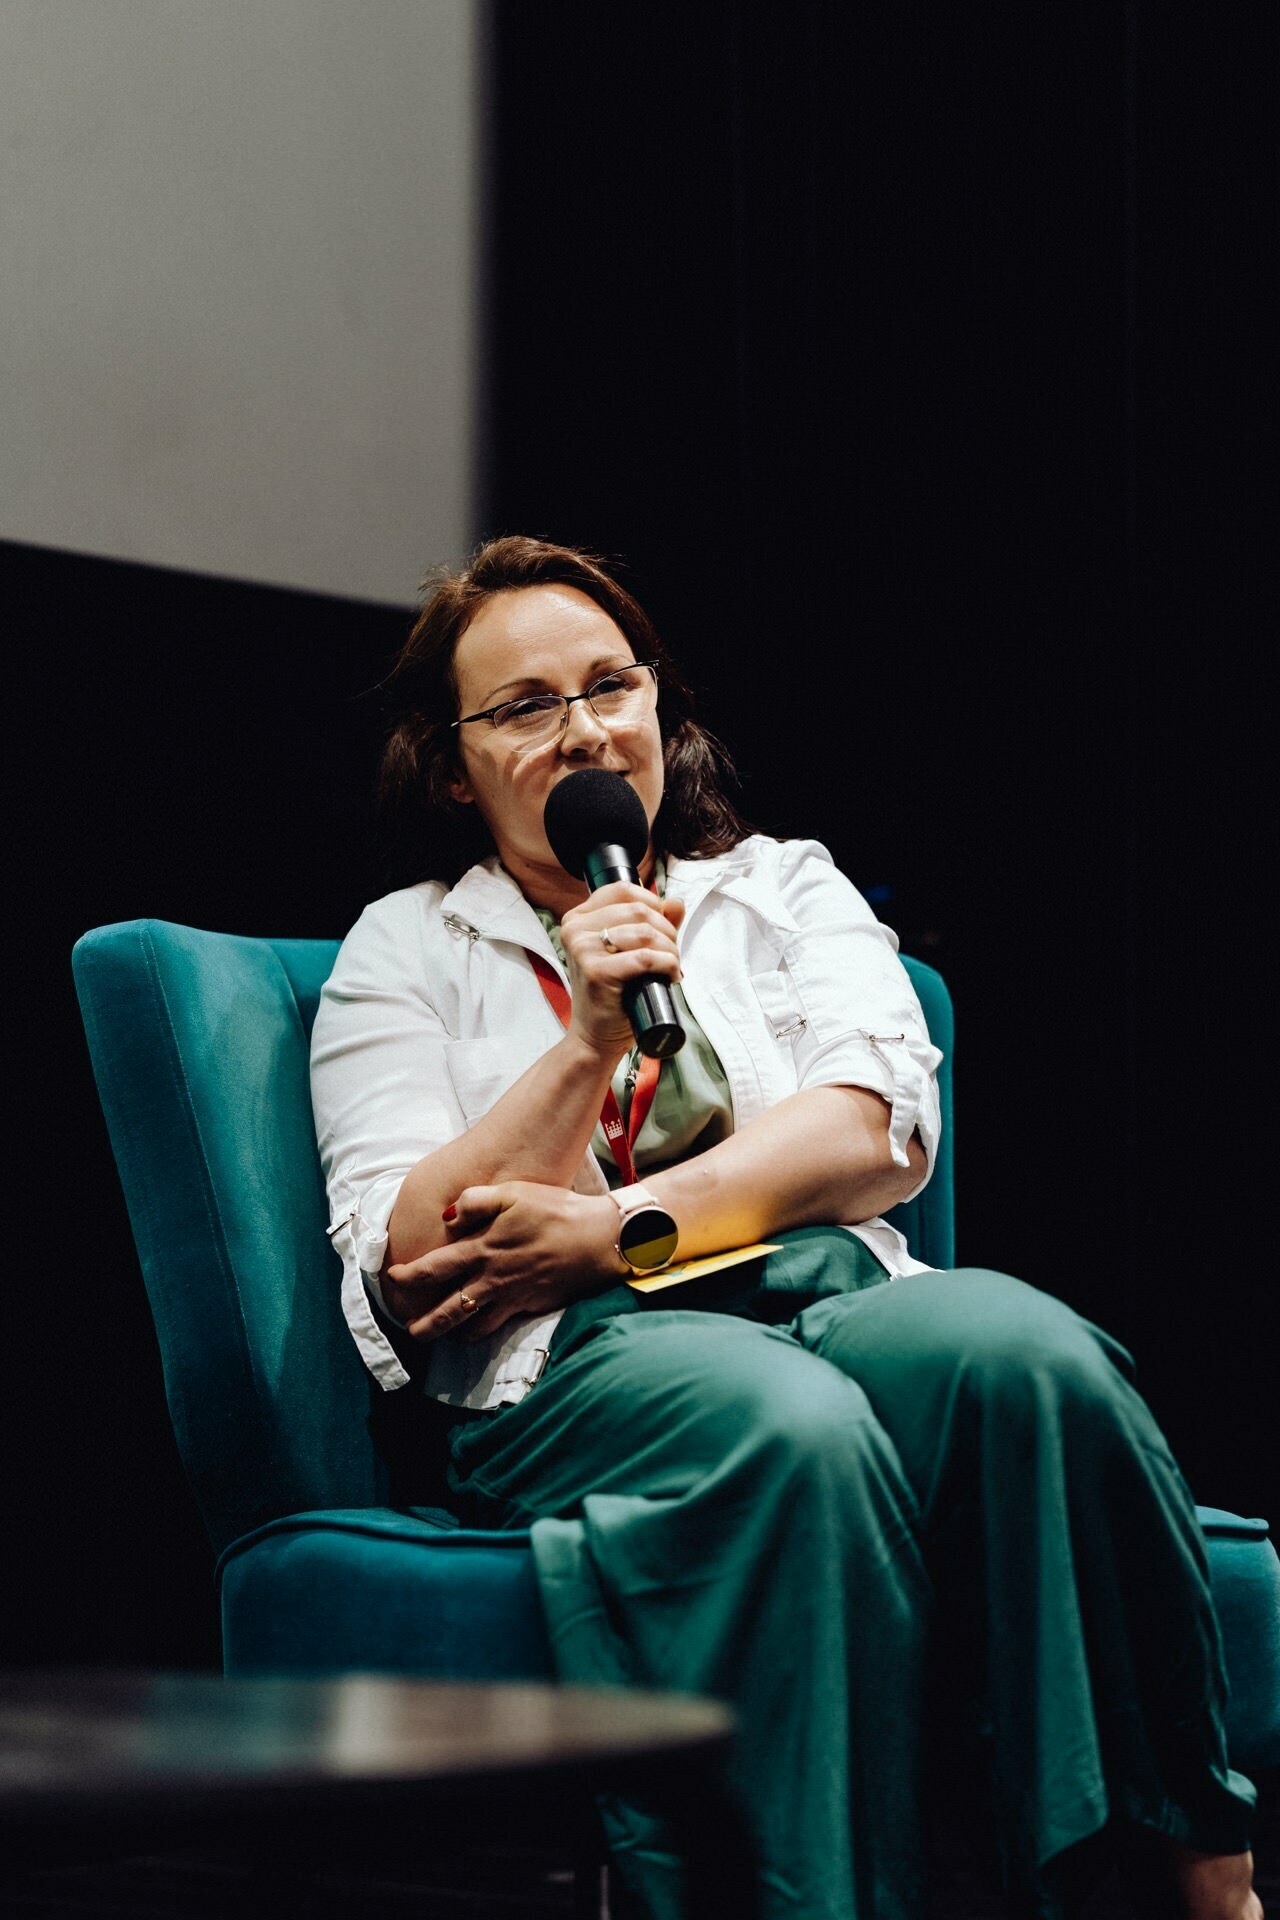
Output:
[573, 1855, 611, 1920]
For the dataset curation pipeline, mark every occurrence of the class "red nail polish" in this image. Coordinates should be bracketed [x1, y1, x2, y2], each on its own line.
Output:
[442, 1205, 457, 1222]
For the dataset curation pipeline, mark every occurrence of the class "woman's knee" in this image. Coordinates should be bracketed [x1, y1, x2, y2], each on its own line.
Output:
[595, 1313, 889, 1473]
[718, 1328, 876, 1453]
[684, 1325, 912, 1506]
[740, 1359, 924, 1549]
[935, 1269, 1137, 1420]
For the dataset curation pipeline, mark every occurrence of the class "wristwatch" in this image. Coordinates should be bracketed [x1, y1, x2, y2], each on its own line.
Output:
[611, 1182, 680, 1274]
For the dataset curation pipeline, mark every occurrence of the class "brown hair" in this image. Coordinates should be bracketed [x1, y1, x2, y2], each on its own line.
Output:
[377, 535, 755, 886]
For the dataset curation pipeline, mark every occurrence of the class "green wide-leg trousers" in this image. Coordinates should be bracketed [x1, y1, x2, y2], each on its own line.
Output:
[445, 1231, 1255, 1920]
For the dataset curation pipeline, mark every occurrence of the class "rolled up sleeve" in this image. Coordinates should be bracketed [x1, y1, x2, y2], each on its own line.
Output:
[311, 893, 463, 1390]
[775, 841, 943, 1199]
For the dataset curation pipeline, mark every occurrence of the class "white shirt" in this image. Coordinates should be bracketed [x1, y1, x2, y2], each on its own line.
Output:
[310, 836, 943, 1409]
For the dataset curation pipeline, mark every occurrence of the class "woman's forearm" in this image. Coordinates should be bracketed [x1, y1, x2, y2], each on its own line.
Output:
[381, 1081, 927, 1342]
[385, 1030, 618, 1266]
[643, 1086, 926, 1261]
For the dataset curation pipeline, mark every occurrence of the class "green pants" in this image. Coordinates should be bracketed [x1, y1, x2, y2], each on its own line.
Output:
[446, 1231, 1255, 1919]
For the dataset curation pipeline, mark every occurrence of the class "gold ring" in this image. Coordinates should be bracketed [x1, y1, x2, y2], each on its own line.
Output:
[459, 1289, 479, 1313]
[599, 928, 620, 954]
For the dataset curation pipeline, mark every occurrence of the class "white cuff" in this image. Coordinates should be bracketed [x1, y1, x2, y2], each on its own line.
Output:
[802, 1028, 942, 1187]
[856, 1028, 941, 1172]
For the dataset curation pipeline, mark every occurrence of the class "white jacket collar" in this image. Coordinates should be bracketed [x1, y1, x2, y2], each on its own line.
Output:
[438, 860, 558, 962]
[439, 840, 763, 949]
[666, 841, 761, 923]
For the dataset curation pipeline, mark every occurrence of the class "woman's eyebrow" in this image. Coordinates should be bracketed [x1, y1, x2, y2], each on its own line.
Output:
[480, 652, 636, 707]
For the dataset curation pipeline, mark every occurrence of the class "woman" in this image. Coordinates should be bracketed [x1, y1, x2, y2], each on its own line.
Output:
[311, 536, 1258, 1920]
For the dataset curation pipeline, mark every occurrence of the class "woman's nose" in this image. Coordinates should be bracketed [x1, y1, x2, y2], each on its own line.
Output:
[558, 697, 609, 753]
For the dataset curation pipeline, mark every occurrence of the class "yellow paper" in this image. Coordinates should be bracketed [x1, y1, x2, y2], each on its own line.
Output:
[626, 1243, 782, 1293]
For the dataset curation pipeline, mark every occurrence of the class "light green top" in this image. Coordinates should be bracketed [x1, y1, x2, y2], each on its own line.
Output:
[534, 860, 733, 1190]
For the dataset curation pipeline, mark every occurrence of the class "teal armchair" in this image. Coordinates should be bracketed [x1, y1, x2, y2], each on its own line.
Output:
[72, 920, 1278, 1773]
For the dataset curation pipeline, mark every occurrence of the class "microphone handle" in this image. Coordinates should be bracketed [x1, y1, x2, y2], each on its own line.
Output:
[582, 845, 687, 1060]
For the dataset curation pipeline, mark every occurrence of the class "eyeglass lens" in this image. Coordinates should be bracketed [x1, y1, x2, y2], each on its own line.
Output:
[494, 665, 656, 742]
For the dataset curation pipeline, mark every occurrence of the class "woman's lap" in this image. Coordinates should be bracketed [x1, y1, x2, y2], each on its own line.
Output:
[447, 1231, 937, 1920]
[447, 1231, 1150, 1535]
[444, 1230, 1256, 1909]
[447, 1228, 902, 1523]
[447, 1290, 919, 1534]
[788, 1264, 1161, 1522]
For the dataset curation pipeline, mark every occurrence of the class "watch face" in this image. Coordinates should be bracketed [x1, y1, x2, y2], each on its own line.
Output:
[618, 1206, 679, 1272]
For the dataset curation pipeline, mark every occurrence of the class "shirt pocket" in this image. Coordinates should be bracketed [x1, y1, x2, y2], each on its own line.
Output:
[749, 968, 809, 1042]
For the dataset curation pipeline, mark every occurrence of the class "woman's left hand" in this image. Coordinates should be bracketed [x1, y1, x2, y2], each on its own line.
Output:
[383, 1182, 626, 1343]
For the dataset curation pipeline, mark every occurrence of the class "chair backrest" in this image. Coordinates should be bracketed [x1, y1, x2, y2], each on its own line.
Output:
[889, 956, 955, 1272]
[73, 921, 955, 1557]
[73, 922, 387, 1558]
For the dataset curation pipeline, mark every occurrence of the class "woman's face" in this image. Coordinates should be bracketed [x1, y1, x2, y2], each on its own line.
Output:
[448, 584, 665, 890]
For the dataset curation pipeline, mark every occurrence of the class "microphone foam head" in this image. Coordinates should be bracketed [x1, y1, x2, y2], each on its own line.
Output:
[543, 769, 650, 879]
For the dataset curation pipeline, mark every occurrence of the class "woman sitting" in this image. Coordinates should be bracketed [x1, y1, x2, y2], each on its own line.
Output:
[311, 535, 1258, 1920]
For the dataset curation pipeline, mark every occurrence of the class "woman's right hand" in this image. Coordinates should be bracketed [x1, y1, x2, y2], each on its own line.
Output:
[560, 881, 686, 1058]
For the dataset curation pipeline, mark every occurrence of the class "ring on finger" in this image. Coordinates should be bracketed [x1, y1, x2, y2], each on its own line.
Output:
[599, 928, 620, 954]
[458, 1289, 480, 1313]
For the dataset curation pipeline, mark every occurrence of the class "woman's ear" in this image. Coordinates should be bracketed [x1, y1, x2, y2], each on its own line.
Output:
[448, 770, 475, 806]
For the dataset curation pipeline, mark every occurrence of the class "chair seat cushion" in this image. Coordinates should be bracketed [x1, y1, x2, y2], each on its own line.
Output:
[217, 1508, 554, 1682]
[217, 1505, 1278, 1770]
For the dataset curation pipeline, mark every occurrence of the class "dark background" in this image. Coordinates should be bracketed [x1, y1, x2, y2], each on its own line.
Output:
[5, 2, 1275, 1669]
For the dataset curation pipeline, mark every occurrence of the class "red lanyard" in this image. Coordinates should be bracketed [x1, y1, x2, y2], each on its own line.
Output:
[528, 952, 662, 1189]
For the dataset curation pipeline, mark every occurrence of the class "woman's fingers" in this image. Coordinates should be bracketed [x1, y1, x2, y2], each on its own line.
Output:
[385, 1239, 480, 1294]
[573, 927, 683, 976]
[459, 1300, 521, 1342]
[404, 1276, 496, 1342]
[579, 922, 677, 955]
[395, 1243, 495, 1340]
[442, 1185, 507, 1232]
[560, 888, 684, 1054]
[389, 1185, 527, 1340]
[568, 914, 680, 962]
[390, 1184, 611, 1345]
[564, 884, 681, 941]
[565, 879, 659, 914]
[384, 1186, 506, 1286]
[563, 901, 683, 982]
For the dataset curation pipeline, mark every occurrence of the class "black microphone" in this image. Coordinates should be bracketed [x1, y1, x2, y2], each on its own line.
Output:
[543, 769, 686, 1059]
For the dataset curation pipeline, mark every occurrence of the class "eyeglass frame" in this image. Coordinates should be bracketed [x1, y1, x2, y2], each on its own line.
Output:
[449, 659, 659, 739]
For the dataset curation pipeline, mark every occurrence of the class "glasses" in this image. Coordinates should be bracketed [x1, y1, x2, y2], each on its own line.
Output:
[451, 661, 659, 749]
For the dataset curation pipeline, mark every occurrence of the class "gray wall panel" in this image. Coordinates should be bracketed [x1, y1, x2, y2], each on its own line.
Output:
[1, 1, 477, 604]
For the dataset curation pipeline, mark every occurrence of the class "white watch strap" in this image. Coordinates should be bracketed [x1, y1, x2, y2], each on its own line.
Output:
[612, 1182, 661, 1223]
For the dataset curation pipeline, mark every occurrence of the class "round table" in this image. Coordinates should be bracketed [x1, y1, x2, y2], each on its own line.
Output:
[1, 1671, 745, 1916]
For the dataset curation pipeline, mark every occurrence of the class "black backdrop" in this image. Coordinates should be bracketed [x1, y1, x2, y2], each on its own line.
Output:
[5, 2, 1274, 1669]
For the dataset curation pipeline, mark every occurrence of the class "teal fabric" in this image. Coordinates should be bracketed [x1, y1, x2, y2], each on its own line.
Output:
[71, 920, 953, 1564]
[1198, 1510, 1280, 1772]
[885, 956, 954, 1269]
[73, 915, 1278, 1841]
[72, 921, 384, 1554]
[217, 1508, 554, 1682]
[447, 1230, 1258, 1920]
